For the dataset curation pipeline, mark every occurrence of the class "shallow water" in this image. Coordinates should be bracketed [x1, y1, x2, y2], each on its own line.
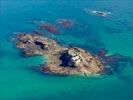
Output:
[0, 0, 133, 100]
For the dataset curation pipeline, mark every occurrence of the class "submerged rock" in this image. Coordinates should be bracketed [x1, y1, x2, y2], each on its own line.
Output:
[97, 49, 133, 74]
[13, 33, 104, 76]
[56, 19, 74, 28]
[40, 23, 60, 34]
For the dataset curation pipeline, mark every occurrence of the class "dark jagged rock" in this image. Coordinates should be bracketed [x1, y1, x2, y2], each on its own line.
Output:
[34, 40, 47, 50]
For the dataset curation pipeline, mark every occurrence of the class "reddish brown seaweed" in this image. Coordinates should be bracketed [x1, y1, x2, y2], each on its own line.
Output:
[40, 23, 60, 34]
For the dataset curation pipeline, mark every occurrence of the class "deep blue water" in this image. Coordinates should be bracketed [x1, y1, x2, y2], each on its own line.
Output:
[0, 0, 133, 100]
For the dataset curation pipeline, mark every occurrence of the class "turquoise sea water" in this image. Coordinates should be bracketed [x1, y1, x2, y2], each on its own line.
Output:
[0, 0, 133, 100]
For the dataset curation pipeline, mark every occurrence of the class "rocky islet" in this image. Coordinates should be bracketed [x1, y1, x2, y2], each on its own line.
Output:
[12, 19, 133, 76]
[13, 32, 104, 76]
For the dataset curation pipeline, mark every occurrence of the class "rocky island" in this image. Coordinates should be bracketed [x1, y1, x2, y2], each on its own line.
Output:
[13, 32, 104, 76]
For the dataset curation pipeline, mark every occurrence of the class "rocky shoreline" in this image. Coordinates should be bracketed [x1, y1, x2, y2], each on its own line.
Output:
[13, 33, 104, 76]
